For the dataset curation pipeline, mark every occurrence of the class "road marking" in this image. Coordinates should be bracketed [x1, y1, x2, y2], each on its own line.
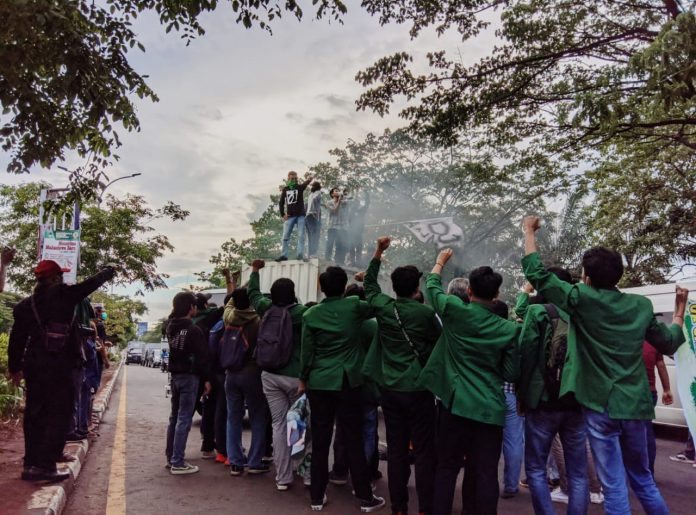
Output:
[106, 366, 127, 515]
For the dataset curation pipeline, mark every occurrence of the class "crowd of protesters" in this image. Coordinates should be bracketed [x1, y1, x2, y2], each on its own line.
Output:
[160, 208, 690, 515]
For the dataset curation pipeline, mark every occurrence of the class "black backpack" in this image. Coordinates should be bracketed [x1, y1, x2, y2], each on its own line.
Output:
[255, 305, 295, 370]
[219, 325, 249, 372]
[543, 304, 569, 402]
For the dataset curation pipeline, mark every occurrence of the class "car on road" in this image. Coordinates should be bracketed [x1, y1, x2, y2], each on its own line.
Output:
[126, 347, 143, 365]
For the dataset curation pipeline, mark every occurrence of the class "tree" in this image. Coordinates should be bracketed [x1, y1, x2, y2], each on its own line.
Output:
[586, 142, 696, 286]
[0, 0, 346, 185]
[142, 319, 166, 343]
[0, 182, 189, 294]
[90, 291, 147, 347]
[356, 2, 696, 161]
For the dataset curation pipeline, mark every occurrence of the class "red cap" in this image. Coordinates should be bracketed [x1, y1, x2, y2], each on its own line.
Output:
[34, 260, 64, 279]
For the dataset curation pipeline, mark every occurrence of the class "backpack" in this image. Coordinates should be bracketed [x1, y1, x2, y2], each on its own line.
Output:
[543, 304, 569, 402]
[208, 319, 225, 370]
[219, 325, 249, 372]
[255, 305, 296, 370]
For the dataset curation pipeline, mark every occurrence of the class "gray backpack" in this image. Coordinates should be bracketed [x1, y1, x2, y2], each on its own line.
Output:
[255, 305, 296, 370]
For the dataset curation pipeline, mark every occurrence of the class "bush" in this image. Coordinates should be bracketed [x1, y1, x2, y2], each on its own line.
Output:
[0, 376, 22, 420]
[0, 332, 9, 374]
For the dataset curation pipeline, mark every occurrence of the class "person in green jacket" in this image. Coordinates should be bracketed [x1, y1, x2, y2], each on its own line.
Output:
[248, 259, 308, 491]
[521, 215, 689, 515]
[420, 248, 520, 515]
[362, 236, 441, 515]
[299, 266, 385, 513]
[516, 267, 592, 514]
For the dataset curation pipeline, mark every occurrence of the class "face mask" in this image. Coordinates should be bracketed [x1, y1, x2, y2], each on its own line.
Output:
[287, 179, 298, 188]
[101, 312, 108, 321]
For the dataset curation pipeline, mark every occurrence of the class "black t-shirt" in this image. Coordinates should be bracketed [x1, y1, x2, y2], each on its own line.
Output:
[279, 182, 310, 218]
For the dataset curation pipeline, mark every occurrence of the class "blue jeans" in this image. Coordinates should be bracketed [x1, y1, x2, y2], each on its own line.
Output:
[583, 407, 669, 515]
[502, 391, 524, 493]
[646, 391, 658, 476]
[363, 406, 378, 462]
[280, 215, 306, 258]
[525, 409, 589, 515]
[225, 369, 269, 468]
[165, 373, 200, 467]
[305, 214, 321, 257]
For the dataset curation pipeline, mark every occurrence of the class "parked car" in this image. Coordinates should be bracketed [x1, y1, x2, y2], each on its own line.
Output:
[126, 347, 143, 365]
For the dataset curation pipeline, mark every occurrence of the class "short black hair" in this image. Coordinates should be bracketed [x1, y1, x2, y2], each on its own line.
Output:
[319, 266, 348, 297]
[223, 293, 234, 306]
[231, 288, 251, 310]
[582, 247, 623, 289]
[490, 300, 509, 319]
[311, 181, 322, 192]
[468, 266, 502, 301]
[329, 187, 340, 196]
[171, 292, 196, 318]
[344, 283, 365, 300]
[271, 278, 296, 307]
[195, 293, 211, 310]
[391, 265, 422, 298]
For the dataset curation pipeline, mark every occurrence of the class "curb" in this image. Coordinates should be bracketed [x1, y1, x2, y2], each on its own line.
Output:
[24, 358, 125, 515]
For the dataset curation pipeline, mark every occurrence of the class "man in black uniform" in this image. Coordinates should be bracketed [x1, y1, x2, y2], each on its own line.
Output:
[9, 260, 116, 482]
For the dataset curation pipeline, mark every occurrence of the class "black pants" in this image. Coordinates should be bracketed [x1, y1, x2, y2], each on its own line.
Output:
[200, 379, 217, 453]
[24, 355, 75, 471]
[332, 406, 379, 479]
[433, 406, 503, 515]
[381, 388, 437, 514]
[213, 373, 228, 456]
[307, 387, 372, 503]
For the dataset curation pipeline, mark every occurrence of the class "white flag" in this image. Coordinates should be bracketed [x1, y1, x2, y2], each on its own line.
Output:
[404, 217, 464, 249]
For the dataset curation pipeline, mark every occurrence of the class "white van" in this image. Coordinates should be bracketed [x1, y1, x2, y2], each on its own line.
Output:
[621, 281, 696, 427]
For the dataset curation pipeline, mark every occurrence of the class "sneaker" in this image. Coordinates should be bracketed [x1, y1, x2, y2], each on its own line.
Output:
[262, 455, 274, 464]
[170, 463, 199, 475]
[165, 462, 172, 470]
[590, 491, 605, 504]
[275, 256, 288, 262]
[230, 464, 244, 476]
[303, 476, 312, 487]
[669, 453, 695, 464]
[329, 470, 349, 485]
[500, 490, 517, 499]
[550, 487, 569, 504]
[519, 479, 529, 489]
[248, 464, 270, 475]
[224, 458, 230, 466]
[201, 450, 215, 460]
[360, 495, 386, 512]
[311, 493, 328, 511]
[276, 482, 291, 491]
[215, 453, 226, 464]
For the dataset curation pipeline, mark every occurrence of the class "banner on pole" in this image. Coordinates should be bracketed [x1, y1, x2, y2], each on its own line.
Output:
[404, 217, 464, 249]
[41, 229, 80, 285]
[676, 299, 696, 443]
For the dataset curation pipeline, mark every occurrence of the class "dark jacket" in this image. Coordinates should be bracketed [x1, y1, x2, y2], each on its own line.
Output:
[8, 268, 115, 374]
[279, 178, 312, 218]
[166, 318, 210, 380]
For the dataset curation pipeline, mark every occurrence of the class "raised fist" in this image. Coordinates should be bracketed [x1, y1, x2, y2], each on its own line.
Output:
[437, 249, 454, 265]
[251, 260, 265, 271]
[675, 286, 689, 309]
[377, 237, 391, 252]
[523, 216, 541, 233]
[354, 272, 365, 283]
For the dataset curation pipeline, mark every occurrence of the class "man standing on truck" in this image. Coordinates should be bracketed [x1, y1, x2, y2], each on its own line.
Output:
[276, 170, 313, 262]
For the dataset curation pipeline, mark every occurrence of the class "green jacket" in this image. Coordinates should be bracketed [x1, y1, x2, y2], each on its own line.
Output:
[360, 318, 381, 405]
[419, 273, 520, 426]
[517, 300, 571, 410]
[362, 258, 441, 391]
[247, 271, 307, 378]
[522, 252, 685, 419]
[300, 296, 374, 390]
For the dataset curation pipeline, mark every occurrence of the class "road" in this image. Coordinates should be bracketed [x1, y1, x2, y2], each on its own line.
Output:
[66, 365, 695, 514]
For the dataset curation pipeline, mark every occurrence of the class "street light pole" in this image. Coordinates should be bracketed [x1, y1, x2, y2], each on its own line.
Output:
[97, 172, 142, 206]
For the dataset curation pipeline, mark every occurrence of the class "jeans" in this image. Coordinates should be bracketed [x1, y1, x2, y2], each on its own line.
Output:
[305, 215, 321, 258]
[583, 407, 669, 515]
[551, 434, 602, 494]
[225, 369, 269, 468]
[307, 387, 373, 503]
[261, 371, 301, 484]
[433, 406, 503, 515]
[281, 215, 306, 259]
[381, 388, 437, 514]
[214, 373, 228, 457]
[525, 408, 589, 515]
[332, 404, 378, 476]
[77, 380, 92, 435]
[165, 373, 200, 467]
[68, 367, 85, 436]
[502, 391, 525, 493]
[646, 391, 658, 476]
[325, 228, 348, 265]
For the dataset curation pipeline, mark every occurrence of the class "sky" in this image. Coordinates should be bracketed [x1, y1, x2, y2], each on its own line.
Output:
[2, 5, 497, 325]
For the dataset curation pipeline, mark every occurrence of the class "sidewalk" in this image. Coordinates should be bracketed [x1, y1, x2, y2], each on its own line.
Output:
[0, 359, 124, 515]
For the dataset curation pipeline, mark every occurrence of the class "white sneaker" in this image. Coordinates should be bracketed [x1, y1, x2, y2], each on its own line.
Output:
[201, 451, 215, 460]
[590, 491, 605, 504]
[310, 494, 328, 511]
[276, 482, 290, 491]
[550, 487, 569, 504]
[170, 462, 199, 475]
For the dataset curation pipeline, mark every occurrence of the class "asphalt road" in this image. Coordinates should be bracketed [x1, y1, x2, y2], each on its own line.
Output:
[66, 365, 696, 514]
